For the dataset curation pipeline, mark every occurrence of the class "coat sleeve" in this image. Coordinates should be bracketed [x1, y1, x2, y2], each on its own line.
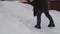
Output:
[48, 0, 50, 10]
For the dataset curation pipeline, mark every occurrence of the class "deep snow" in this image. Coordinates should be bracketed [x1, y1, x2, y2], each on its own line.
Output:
[0, 1, 60, 34]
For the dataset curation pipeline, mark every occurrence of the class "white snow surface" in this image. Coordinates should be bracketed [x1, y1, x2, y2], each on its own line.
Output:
[0, 1, 60, 34]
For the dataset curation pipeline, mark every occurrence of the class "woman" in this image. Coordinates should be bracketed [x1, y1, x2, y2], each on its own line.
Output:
[31, 0, 55, 29]
[19, 0, 55, 29]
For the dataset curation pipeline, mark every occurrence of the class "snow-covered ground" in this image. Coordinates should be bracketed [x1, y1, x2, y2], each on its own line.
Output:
[0, 1, 60, 34]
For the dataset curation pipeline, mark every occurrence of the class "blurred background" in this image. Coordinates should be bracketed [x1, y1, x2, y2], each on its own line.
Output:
[0, 0, 60, 34]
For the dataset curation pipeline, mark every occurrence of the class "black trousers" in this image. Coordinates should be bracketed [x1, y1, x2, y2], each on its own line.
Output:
[37, 11, 54, 26]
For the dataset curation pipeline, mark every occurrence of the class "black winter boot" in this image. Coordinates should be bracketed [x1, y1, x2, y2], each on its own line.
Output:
[48, 23, 55, 27]
[34, 25, 41, 29]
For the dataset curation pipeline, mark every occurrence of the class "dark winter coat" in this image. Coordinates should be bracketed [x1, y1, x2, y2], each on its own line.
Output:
[31, 0, 50, 16]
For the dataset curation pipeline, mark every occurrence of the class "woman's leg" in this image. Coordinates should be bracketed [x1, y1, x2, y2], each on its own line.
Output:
[44, 11, 55, 27]
[35, 14, 42, 29]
